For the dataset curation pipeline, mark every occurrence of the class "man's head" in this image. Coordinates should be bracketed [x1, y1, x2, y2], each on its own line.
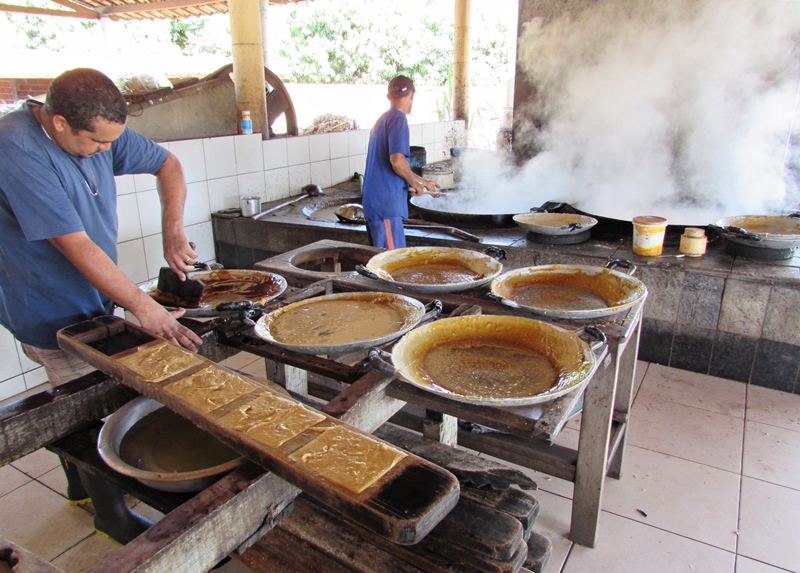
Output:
[387, 75, 415, 113]
[42, 68, 128, 157]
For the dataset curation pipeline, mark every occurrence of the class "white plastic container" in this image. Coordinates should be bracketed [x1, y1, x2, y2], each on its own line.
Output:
[632, 216, 668, 256]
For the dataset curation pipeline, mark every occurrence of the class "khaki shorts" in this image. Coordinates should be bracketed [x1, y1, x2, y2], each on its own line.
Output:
[21, 344, 96, 388]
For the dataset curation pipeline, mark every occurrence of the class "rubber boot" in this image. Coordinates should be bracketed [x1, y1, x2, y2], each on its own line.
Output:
[78, 469, 152, 544]
[60, 457, 90, 506]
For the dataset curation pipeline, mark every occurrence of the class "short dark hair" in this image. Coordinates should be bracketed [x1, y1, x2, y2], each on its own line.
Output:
[43, 68, 127, 133]
[388, 75, 415, 99]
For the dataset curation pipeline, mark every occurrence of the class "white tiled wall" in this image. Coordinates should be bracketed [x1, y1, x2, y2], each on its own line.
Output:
[0, 120, 466, 402]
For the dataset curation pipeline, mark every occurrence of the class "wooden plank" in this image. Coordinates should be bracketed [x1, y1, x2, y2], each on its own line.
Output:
[0, 535, 65, 573]
[321, 369, 405, 433]
[425, 497, 524, 561]
[258, 495, 425, 573]
[374, 424, 539, 492]
[90, 464, 298, 573]
[387, 381, 539, 438]
[458, 486, 540, 534]
[455, 429, 578, 483]
[57, 316, 459, 545]
[238, 527, 356, 573]
[523, 531, 552, 573]
[0, 372, 137, 465]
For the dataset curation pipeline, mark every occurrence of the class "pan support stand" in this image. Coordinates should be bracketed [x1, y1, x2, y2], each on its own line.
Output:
[423, 411, 458, 446]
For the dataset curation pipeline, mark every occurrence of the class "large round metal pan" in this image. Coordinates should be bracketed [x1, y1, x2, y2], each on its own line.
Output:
[98, 396, 244, 492]
[357, 247, 503, 293]
[490, 263, 647, 320]
[255, 291, 429, 355]
[388, 315, 597, 406]
[410, 195, 522, 227]
[142, 269, 288, 311]
[513, 213, 598, 236]
[711, 215, 800, 250]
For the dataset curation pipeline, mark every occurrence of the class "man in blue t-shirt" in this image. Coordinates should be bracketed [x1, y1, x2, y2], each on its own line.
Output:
[0, 68, 203, 543]
[362, 75, 440, 249]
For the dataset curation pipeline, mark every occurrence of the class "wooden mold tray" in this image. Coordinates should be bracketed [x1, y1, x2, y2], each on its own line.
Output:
[57, 315, 459, 545]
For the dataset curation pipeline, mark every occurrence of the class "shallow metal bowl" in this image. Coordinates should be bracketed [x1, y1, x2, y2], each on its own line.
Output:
[98, 396, 244, 493]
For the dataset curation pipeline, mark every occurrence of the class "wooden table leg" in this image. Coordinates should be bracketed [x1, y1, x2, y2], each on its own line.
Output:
[569, 348, 617, 548]
[607, 313, 643, 480]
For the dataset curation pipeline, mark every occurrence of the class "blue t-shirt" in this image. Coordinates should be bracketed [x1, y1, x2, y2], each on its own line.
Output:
[0, 101, 168, 349]
[362, 106, 410, 220]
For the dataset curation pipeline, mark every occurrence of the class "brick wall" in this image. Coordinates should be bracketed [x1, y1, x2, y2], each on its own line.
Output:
[0, 78, 53, 103]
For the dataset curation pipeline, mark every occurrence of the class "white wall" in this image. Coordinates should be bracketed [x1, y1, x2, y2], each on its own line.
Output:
[0, 119, 466, 402]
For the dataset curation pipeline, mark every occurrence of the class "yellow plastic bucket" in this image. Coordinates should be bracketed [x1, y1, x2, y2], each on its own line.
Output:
[632, 216, 668, 256]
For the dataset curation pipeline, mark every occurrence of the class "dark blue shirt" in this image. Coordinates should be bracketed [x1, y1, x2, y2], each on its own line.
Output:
[362, 106, 410, 220]
[0, 101, 168, 349]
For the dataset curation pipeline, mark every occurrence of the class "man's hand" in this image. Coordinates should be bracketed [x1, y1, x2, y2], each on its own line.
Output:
[136, 304, 203, 352]
[163, 230, 198, 279]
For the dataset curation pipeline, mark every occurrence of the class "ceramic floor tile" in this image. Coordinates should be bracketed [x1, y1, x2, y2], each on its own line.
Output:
[562, 511, 735, 573]
[11, 447, 61, 478]
[239, 357, 267, 379]
[600, 445, 740, 551]
[738, 476, 800, 573]
[735, 556, 793, 573]
[0, 463, 31, 497]
[220, 351, 262, 370]
[37, 465, 68, 498]
[637, 363, 746, 418]
[217, 557, 257, 572]
[746, 385, 800, 432]
[51, 532, 120, 573]
[742, 421, 800, 490]
[627, 394, 744, 472]
[0, 480, 95, 561]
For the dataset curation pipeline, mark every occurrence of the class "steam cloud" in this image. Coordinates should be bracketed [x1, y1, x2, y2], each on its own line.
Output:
[423, 0, 800, 225]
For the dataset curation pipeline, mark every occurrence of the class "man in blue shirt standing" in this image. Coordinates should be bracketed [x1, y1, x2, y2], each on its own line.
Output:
[362, 75, 440, 249]
[0, 68, 203, 543]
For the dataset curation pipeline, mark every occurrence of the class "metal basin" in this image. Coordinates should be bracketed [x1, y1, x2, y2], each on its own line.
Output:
[356, 246, 504, 294]
[98, 396, 244, 493]
[379, 315, 603, 407]
[489, 262, 647, 320]
[255, 291, 437, 355]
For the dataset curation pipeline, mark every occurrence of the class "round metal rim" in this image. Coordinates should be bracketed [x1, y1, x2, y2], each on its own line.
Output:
[390, 315, 597, 406]
[714, 216, 800, 249]
[141, 270, 288, 311]
[364, 247, 504, 294]
[98, 396, 244, 492]
[490, 264, 648, 320]
[255, 291, 427, 355]
[512, 213, 598, 236]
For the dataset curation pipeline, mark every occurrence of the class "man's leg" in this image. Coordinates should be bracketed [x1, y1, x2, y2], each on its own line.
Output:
[21, 343, 152, 543]
[365, 217, 406, 249]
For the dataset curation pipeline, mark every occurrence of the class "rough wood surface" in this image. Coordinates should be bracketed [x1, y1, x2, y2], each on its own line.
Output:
[458, 486, 540, 534]
[57, 316, 459, 545]
[523, 532, 552, 573]
[0, 372, 136, 466]
[91, 464, 298, 573]
[0, 536, 65, 573]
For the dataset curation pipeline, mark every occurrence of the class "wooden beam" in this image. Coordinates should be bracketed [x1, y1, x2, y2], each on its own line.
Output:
[96, 0, 222, 16]
[0, 372, 137, 466]
[0, 3, 97, 18]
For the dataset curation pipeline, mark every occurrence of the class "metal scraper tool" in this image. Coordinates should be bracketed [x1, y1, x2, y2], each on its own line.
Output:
[156, 267, 206, 299]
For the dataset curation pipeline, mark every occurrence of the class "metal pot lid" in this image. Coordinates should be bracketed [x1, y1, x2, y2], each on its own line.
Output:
[255, 291, 428, 355]
[360, 247, 503, 294]
[389, 315, 597, 406]
[141, 269, 288, 311]
[513, 213, 598, 236]
[712, 215, 800, 249]
[490, 264, 647, 320]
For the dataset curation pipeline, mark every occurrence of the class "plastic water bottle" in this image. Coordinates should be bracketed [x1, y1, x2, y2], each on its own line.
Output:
[240, 111, 253, 135]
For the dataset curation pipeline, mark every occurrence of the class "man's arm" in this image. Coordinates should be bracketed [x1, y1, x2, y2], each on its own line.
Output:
[389, 153, 440, 196]
[155, 152, 197, 278]
[48, 231, 203, 351]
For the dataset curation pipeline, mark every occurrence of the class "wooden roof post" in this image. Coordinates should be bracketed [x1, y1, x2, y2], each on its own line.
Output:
[453, 0, 471, 127]
[229, 0, 268, 139]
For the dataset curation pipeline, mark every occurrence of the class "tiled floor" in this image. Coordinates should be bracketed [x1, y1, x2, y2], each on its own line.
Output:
[1, 356, 799, 573]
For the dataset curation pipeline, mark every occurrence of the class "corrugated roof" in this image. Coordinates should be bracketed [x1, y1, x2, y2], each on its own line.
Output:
[0, 0, 302, 21]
